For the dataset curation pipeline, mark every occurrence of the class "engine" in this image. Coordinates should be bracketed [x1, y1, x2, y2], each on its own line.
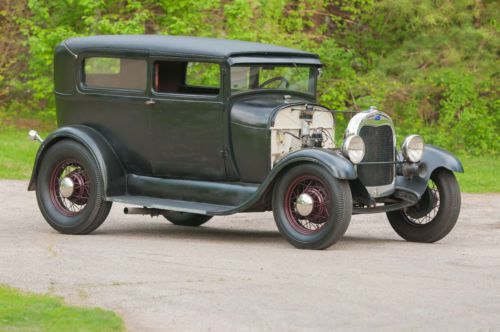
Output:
[270, 104, 335, 165]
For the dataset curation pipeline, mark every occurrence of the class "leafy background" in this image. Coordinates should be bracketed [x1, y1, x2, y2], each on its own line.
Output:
[0, 0, 498, 155]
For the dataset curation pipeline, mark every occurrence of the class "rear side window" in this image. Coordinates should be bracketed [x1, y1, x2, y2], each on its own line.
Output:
[83, 57, 147, 91]
[154, 60, 220, 95]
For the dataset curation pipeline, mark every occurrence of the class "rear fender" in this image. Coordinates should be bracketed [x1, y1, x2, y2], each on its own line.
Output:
[28, 125, 126, 197]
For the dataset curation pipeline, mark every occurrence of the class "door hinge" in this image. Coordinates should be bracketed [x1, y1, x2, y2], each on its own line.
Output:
[220, 149, 228, 159]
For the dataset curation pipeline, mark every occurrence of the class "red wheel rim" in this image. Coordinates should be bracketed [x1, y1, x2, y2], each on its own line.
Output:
[284, 175, 331, 234]
[49, 159, 90, 217]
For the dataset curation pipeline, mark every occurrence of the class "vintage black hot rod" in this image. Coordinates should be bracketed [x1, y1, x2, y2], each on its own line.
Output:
[28, 35, 463, 249]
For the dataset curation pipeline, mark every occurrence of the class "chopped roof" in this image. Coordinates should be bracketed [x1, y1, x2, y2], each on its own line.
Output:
[63, 35, 319, 60]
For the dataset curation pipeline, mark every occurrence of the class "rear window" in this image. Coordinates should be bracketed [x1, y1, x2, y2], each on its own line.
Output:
[83, 57, 147, 91]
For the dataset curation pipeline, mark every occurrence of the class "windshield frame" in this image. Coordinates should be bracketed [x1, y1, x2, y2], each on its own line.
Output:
[224, 54, 323, 98]
[229, 63, 319, 97]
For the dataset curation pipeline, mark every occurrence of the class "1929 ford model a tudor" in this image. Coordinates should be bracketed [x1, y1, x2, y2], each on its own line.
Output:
[28, 35, 463, 249]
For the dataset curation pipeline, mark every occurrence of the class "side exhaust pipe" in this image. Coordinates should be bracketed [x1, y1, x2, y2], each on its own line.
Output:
[123, 207, 162, 216]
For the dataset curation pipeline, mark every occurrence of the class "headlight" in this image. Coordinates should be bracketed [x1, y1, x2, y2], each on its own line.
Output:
[342, 135, 365, 164]
[402, 135, 424, 162]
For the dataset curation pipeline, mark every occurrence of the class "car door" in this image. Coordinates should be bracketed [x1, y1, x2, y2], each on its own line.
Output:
[70, 55, 153, 175]
[148, 58, 227, 180]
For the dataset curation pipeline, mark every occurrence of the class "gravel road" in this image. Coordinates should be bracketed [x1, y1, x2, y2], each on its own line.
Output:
[0, 180, 499, 331]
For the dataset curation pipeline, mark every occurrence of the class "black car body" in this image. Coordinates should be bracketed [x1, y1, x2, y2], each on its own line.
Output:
[28, 35, 463, 249]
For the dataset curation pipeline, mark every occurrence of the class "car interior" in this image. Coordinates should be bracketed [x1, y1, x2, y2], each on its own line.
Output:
[154, 60, 220, 95]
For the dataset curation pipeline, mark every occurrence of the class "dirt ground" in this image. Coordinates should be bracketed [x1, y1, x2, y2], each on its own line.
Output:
[0, 180, 499, 331]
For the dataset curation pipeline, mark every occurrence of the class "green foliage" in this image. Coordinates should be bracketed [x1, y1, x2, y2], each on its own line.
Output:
[0, 285, 124, 331]
[186, 62, 221, 87]
[0, 0, 498, 155]
[430, 69, 498, 154]
[344, 0, 499, 154]
[85, 57, 122, 74]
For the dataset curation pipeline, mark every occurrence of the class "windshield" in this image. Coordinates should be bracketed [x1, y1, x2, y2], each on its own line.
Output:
[230, 65, 317, 95]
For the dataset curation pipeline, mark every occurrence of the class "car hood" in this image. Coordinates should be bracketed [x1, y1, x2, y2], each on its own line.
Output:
[230, 93, 314, 129]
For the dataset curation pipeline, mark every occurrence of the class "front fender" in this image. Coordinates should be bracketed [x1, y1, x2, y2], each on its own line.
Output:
[28, 125, 126, 197]
[396, 144, 463, 196]
[223, 148, 356, 214]
[271, 148, 357, 180]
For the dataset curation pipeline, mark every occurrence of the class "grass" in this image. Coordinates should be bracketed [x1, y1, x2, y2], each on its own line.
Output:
[0, 285, 124, 332]
[0, 127, 497, 193]
[0, 128, 47, 179]
[455, 154, 499, 193]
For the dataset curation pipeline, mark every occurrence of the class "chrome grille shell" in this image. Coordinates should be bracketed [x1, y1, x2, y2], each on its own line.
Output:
[345, 109, 396, 197]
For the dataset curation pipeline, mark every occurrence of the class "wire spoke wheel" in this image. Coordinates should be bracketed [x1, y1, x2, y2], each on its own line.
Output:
[273, 164, 352, 249]
[36, 140, 112, 235]
[403, 179, 440, 226]
[49, 159, 90, 217]
[284, 175, 331, 235]
[386, 169, 461, 243]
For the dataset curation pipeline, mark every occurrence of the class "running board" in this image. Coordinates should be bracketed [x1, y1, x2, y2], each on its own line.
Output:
[126, 174, 259, 207]
[108, 195, 235, 216]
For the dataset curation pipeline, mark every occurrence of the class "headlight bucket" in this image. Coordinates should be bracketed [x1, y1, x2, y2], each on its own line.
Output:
[402, 135, 424, 162]
[342, 135, 365, 164]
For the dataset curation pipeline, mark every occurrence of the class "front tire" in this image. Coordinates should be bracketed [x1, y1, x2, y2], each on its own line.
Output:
[163, 212, 212, 227]
[36, 140, 112, 234]
[272, 163, 352, 250]
[386, 169, 461, 243]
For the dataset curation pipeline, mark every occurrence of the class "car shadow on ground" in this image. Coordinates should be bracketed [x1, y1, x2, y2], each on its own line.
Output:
[97, 223, 283, 244]
[89, 222, 404, 247]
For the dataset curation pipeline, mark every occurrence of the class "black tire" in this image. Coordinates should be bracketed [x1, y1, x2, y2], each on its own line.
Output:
[35, 140, 112, 234]
[163, 212, 212, 227]
[272, 163, 352, 250]
[386, 169, 461, 243]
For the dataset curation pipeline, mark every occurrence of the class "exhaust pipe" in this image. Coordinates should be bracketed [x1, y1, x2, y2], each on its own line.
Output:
[123, 207, 162, 216]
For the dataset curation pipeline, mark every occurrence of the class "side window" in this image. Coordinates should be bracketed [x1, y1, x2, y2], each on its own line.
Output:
[83, 57, 147, 91]
[154, 60, 220, 95]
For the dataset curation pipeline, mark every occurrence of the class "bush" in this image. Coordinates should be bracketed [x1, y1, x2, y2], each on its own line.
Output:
[0, 0, 498, 155]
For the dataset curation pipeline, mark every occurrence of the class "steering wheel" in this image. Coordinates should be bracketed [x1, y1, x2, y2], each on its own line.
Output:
[259, 76, 290, 89]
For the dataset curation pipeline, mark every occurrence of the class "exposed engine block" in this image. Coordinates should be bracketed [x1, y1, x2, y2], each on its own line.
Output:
[270, 104, 335, 166]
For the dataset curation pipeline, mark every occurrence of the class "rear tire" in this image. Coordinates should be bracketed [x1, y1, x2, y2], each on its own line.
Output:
[163, 212, 212, 227]
[36, 140, 112, 234]
[272, 163, 352, 250]
[386, 169, 461, 243]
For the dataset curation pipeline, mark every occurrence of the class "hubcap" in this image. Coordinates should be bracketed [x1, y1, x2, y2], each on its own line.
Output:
[296, 193, 314, 216]
[59, 177, 74, 198]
